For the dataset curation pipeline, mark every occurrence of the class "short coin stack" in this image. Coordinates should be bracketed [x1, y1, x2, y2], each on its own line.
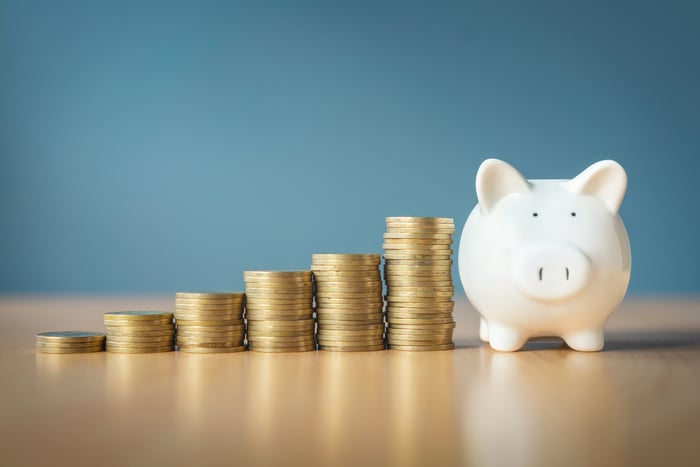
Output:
[104, 311, 175, 353]
[312, 254, 385, 351]
[244, 271, 315, 352]
[383, 217, 456, 351]
[36, 331, 105, 354]
[174, 292, 246, 353]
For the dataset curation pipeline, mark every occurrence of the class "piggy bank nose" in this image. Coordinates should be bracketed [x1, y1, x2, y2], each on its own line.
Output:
[512, 244, 592, 302]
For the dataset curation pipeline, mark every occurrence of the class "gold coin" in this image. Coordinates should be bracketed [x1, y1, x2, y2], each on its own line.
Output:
[385, 226, 455, 234]
[384, 238, 452, 248]
[248, 345, 316, 353]
[382, 243, 453, 251]
[174, 302, 244, 309]
[176, 324, 245, 332]
[319, 343, 385, 352]
[243, 270, 311, 279]
[245, 297, 312, 305]
[312, 253, 380, 262]
[177, 336, 243, 345]
[104, 311, 173, 320]
[383, 252, 452, 260]
[104, 328, 174, 335]
[246, 322, 314, 330]
[36, 345, 104, 354]
[385, 300, 454, 309]
[106, 345, 174, 353]
[36, 331, 105, 343]
[35, 341, 105, 349]
[387, 337, 453, 346]
[175, 308, 242, 316]
[389, 343, 455, 351]
[386, 292, 454, 300]
[387, 326, 455, 334]
[178, 346, 246, 353]
[246, 314, 314, 322]
[175, 291, 245, 299]
[386, 313, 454, 322]
[383, 232, 453, 240]
[104, 319, 174, 327]
[387, 317, 456, 325]
[174, 296, 244, 304]
[244, 293, 313, 302]
[317, 316, 383, 324]
[176, 330, 244, 339]
[311, 265, 379, 273]
[386, 216, 453, 224]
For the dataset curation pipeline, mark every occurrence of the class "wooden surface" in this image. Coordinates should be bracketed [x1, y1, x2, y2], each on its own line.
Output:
[0, 296, 698, 467]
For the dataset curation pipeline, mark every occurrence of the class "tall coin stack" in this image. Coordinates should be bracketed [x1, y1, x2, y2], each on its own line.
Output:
[312, 254, 385, 351]
[383, 217, 456, 351]
[104, 311, 175, 353]
[243, 271, 316, 352]
[174, 292, 246, 353]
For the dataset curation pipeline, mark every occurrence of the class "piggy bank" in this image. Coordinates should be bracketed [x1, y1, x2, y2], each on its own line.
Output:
[458, 159, 631, 351]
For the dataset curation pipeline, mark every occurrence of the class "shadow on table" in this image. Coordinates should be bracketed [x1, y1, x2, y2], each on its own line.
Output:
[603, 330, 700, 351]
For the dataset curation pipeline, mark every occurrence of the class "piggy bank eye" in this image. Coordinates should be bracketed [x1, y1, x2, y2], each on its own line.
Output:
[532, 212, 538, 217]
[571, 212, 576, 217]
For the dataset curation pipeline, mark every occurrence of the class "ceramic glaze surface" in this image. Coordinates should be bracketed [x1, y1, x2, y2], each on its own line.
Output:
[458, 159, 631, 351]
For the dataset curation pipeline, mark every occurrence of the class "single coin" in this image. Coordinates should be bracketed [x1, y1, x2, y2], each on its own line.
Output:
[248, 345, 316, 353]
[106, 334, 174, 343]
[389, 343, 455, 351]
[387, 317, 456, 325]
[387, 338, 454, 346]
[246, 319, 315, 328]
[175, 296, 244, 304]
[36, 345, 104, 354]
[174, 301, 242, 308]
[104, 311, 173, 320]
[176, 291, 245, 298]
[387, 324, 455, 333]
[174, 312, 243, 321]
[245, 298, 312, 306]
[384, 238, 452, 248]
[385, 300, 454, 308]
[319, 344, 385, 352]
[178, 346, 246, 353]
[176, 322, 244, 330]
[318, 322, 384, 331]
[310, 265, 379, 272]
[383, 233, 453, 240]
[177, 336, 243, 345]
[386, 313, 454, 322]
[176, 329, 244, 338]
[246, 314, 314, 321]
[382, 242, 453, 250]
[383, 253, 452, 260]
[385, 227, 455, 235]
[35, 340, 105, 349]
[245, 309, 314, 317]
[244, 270, 311, 279]
[312, 253, 380, 261]
[317, 318, 383, 326]
[386, 216, 453, 224]
[106, 346, 174, 354]
[103, 323, 174, 330]
[36, 331, 105, 343]
[386, 292, 454, 300]
[244, 294, 313, 302]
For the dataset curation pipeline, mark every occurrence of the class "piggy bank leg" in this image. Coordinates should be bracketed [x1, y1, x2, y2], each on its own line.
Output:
[562, 330, 605, 352]
[486, 322, 527, 352]
[479, 318, 489, 342]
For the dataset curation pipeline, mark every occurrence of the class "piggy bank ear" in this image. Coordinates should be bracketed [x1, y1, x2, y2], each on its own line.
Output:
[476, 159, 530, 214]
[567, 160, 627, 215]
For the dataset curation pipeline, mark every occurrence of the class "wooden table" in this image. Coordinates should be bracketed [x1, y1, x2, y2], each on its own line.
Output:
[0, 296, 698, 467]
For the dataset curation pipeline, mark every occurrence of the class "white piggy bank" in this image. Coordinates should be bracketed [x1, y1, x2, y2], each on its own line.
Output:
[458, 159, 631, 352]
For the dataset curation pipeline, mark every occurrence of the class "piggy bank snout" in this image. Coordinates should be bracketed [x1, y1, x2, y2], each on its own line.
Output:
[512, 244, 592, 303]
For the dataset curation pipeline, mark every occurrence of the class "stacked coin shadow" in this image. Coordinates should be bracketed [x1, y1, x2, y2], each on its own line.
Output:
[104, 311, 175, 353]
[243, 271, 316, 352]
[36, 331, 106, 354]
[312, 254, 385, 351]
[383, 217, 456, 351]
[174, 292, 245, 353]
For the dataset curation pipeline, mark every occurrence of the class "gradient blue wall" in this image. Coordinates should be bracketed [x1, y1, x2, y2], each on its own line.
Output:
[1, 0, 698, 294]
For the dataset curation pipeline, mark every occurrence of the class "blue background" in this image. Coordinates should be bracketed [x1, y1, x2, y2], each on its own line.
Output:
[1, 0, 698, 294]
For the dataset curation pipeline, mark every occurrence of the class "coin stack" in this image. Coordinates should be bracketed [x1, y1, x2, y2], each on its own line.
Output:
[36, 331, 105, 354]
[174, 292, 246, 353]
[383, 217, 456, 351]
[312, 254, 385, 351]
[244, 271, 315, 352]
[104, 311, 175, 353]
